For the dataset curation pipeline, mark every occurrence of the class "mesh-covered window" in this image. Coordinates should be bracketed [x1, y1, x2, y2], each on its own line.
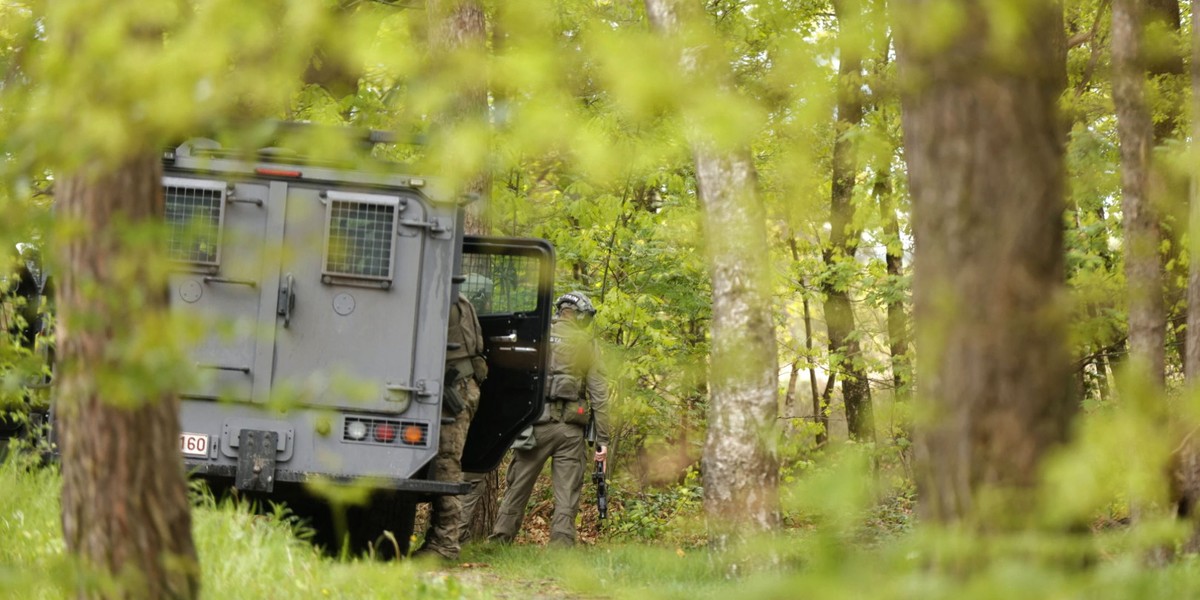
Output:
[323, 193, 399, 281]
[164, 178, 226, 266]
[461, 253, 541, 315]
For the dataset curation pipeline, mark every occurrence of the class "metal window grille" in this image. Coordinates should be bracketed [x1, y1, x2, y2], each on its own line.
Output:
[164, 178, 227, 267]
[323, 192, 399, 283]
[461, 253, 540, 315]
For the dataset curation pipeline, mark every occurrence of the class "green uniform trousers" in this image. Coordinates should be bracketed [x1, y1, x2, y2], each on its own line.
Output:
[421, 376, 480, 559]
[491, 420, 587, 545]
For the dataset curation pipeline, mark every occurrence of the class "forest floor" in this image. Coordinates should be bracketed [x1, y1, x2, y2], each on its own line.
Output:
[410, 474, 611, 598]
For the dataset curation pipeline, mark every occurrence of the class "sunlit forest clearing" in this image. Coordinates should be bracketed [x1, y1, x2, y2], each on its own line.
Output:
[6, 0, 1200, 598]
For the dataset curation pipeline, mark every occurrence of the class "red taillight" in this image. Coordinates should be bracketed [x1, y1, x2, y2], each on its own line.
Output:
[255, 167, 303, 178]
[374, 423, 397, 443]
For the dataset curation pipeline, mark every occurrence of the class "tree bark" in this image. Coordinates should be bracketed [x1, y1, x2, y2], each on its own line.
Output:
[1176, 0, 1200, 554]
[428, 0, 492, 234]
[301, 1, 365, 98]
[790, 237, 828, 446]
[869, 31, 909, 404]
[56, 154, 199, 599]
[645, 0, 781, 546]
[1145, 0, 1188, 376]
[427, 0, 498, 538]
[691, 147, 782, 543]
[1113, 0, 1166, 387]
[896, 0, 1073, 524]
[879, 177, 907, 397]
[803, 293, 827, 446]
[823, 0, 875, 443]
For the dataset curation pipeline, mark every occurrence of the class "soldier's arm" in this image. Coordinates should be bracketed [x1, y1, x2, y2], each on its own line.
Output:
[586, 353, 610, 448]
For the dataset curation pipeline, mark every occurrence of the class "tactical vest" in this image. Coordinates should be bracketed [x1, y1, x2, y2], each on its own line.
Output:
[445, 293, 487, 380]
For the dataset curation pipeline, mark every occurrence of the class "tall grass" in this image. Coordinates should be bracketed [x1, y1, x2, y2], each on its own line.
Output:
[10, 440, 1200, 600]
[0, 452, 479, 599]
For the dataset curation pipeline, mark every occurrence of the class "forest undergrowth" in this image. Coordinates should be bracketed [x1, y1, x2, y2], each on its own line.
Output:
[9, 437, 1200, 600]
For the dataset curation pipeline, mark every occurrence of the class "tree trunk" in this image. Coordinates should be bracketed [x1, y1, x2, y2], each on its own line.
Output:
[56, 154, 199, 599]
[428, 0, 497, 537]
[880, 180, 907, 397]
[803, 293, 827, 446]
[645, 0, 781, 546]
[301, 1, 365, 99]
[822, 0, 874, 443]
[428, 0, 492, 234]
[790, 238, 828, 446]
[1146, 0, 1188, 377]
[897, 0, 1073, 524]
[1177, 0, 1200, 554]
[870, 31, 908, 403]
[691, 147, 782, 543]
[1113, 0, 1166, 387]
[463, 469, 501, 541]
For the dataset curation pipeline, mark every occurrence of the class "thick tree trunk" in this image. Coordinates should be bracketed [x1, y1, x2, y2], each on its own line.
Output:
[1113, 0, 1166, 387]
[645, 0, 781, 545]
[692, 148, 782, 543]
[56, 154, 199, 599]
[823, 0, 874, 443]
[897, 1, 1072, 524]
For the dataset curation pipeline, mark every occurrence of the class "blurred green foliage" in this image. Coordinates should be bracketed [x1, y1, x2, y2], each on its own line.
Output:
[2, 0, 1200, 593]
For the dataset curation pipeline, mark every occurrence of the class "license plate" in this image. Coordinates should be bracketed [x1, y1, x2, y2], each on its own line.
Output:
[180, 432, 210, 457]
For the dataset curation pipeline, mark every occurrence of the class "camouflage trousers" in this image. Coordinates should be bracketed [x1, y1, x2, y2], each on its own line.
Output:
[421, 375, 480, 559]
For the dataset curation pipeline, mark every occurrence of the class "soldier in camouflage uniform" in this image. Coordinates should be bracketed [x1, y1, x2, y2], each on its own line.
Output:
[415, 289, 488, 560]
[489, 291, 609, 546]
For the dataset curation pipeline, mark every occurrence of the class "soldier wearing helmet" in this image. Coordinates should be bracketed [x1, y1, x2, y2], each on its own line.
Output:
[489, 290, 609, 546]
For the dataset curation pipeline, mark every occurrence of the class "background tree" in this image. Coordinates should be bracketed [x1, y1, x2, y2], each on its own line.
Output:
[1178, 0, 1200, 554]
[897, 0, 1074, 524]
[426, 0, 500, 542]
[644, 0, 782, 545]
[823, 0, 875, 443]
[1113, 0, 1165, 389]
[2, 0, 347, 593]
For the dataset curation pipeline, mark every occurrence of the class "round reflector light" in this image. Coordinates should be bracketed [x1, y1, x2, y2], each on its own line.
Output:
[403, 425, 424, 445]
[374, 423, 397, 443]
[346, 420, 368, 440]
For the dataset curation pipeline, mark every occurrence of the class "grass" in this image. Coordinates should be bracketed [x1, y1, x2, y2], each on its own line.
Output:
[11, 443, 1200, 600]
[0, 451, 481, 600]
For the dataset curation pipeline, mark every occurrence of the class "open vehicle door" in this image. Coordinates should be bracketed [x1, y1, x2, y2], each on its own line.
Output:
[459, 236, 554, 473]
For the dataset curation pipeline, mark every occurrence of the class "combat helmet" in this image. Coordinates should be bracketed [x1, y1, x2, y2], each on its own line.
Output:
[554, 291, 596, 319]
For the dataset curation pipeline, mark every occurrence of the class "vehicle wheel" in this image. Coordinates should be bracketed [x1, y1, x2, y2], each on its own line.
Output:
[347, 489, 417, 560]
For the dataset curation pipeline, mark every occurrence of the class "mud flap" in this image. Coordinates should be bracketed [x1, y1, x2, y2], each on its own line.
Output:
[235, 429, 278, 492]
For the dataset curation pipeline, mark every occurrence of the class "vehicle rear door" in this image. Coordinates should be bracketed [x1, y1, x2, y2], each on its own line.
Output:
[460, 237, 554, 473]
[269, 185, 451, 414]
[164, 176, 272, 402]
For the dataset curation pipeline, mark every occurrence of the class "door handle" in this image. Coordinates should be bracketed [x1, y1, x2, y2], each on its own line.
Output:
[204, 276, 257, 288]
[489, 333, 517, 343]
[277, 273, 296, 328]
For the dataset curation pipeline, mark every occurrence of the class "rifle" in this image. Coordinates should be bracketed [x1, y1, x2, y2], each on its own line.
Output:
[585, 410, 608, 520]
[593, 459, 608, 520]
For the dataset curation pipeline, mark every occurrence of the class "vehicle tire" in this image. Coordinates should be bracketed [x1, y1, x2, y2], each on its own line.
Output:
[347, 489, 417, 560]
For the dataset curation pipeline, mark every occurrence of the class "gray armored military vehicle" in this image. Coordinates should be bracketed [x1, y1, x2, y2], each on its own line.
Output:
[162, 125, 552, 554]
